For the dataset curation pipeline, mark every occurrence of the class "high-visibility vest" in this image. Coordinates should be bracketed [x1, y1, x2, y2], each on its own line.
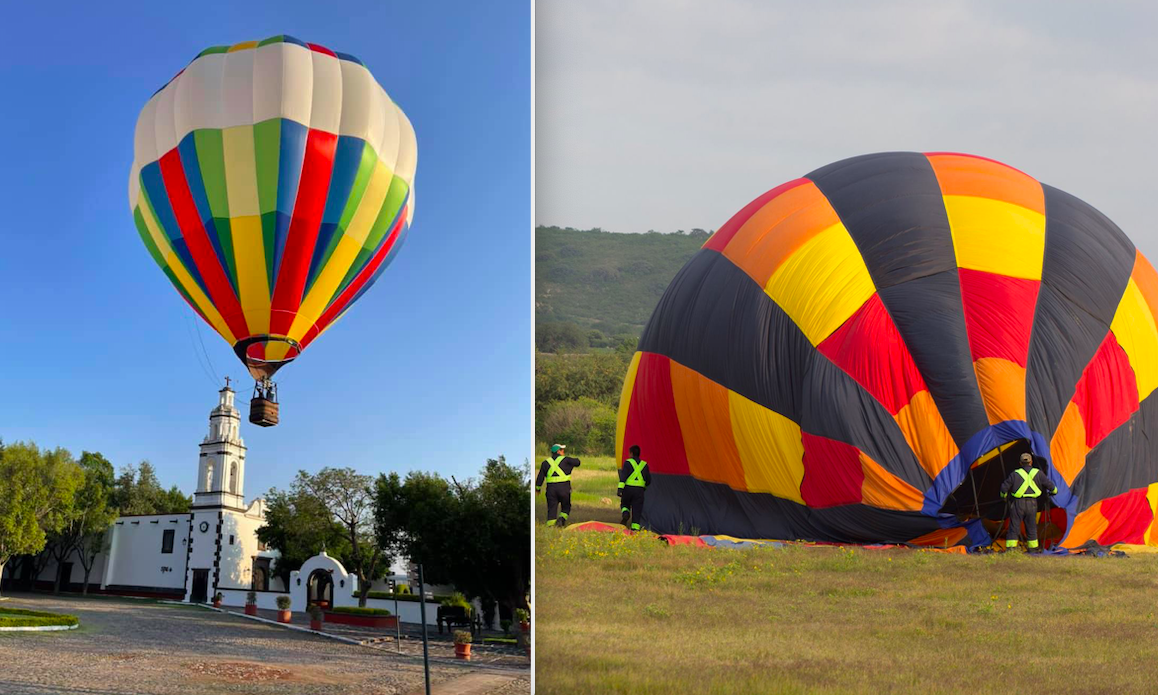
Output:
[1012, 468, 1042, 498]
[545, 455, 570, 483]
[619, 459, 647, 488]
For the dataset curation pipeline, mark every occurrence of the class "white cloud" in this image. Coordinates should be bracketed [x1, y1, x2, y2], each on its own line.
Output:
[536, 0, 1158, 252]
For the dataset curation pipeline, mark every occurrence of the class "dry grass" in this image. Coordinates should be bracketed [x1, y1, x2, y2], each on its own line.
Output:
[534, 456, 1158, 694]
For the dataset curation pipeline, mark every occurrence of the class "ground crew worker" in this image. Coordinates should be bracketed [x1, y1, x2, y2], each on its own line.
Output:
[618, 445, 651, 531]
[535, 444, 581, 527]
[999, 452, 1057, 552]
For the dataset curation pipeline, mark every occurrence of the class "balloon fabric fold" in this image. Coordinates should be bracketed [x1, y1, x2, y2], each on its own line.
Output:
[617, 152, 1158, 549]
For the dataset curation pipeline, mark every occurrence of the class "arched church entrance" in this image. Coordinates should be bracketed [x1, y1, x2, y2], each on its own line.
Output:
[307, 569, 333, 608]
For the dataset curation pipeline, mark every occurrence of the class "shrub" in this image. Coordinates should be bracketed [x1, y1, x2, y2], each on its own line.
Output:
[354, 591, 452, 603]
[501, 619, 512, 634]
[538, 397, 617, 455]
[0, 608, 78, 628]
[328, 606, 392, 616]
[212, 592, 223, 602]
[276, 595, 292, 610]
[397, 584, 411, 595]
[536, 321, 588, 353]
[453, 630, 472, 645]
[516, 608, 529, 624]
[246, 591, 257, 604]
[308, 604, 323, 620]
[441, 592, 472, 613]
[484, 636, 517, 645]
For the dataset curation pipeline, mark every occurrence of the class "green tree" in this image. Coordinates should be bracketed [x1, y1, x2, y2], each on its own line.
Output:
[109, 461, 191, 516]
[374, 457, 531, 616]
[55, 452, 118, 594]
[297, 468, 387, 607]
[256, 487, 347, 587]
[536, 322, 589, 353]
[538, 397, 617, 455]
[0, 443, 81, 597]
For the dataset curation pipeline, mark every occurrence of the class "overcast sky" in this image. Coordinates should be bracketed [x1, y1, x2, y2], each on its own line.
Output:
[536, 1, 1157, 254]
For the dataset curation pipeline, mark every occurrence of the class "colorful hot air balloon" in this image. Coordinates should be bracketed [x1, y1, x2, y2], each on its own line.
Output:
[617, 152, 1158, 550]
[129, 36, 417, 425]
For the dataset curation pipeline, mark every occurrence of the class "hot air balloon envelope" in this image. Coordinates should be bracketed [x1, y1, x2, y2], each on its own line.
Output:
[129, 35, 417, 382]
[618, 152, 1158, 550]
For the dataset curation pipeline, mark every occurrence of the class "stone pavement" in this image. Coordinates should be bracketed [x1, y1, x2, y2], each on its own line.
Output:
[235, 605, 530, 669]
[0, 592, 528, 695]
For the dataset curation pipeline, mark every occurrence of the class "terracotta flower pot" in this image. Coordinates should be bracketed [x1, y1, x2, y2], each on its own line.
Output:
[277, 610, 291, 623]
[245, 604, 257, 616]
[310, 619, 322, 630]
[520, 621, 529, 633]
[455, 643, 471, 660]
[212, 600, 222, 608]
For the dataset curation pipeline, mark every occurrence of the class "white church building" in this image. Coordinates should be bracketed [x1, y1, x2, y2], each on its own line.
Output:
[6, 389, 465, 616]
[4, 385, 480, 626]
[4, 385, 282, 601]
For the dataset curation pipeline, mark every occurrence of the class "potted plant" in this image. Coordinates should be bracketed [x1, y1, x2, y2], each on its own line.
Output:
[437, 592, 473, 634]
[245, 590, 258, 616]
[308, 604, 324, 631]
[501, 619, 512, 635]
[276, 595, 292, 623]
[212, 592, 223, 608]
[454, 630, 472, 660]
[516, 608, 530, 655]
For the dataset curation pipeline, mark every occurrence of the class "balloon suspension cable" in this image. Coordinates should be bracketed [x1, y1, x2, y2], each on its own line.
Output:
[994, 445, 1009, 548]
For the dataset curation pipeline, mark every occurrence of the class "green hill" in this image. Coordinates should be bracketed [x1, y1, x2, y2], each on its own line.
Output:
[535, 226, 707, 338]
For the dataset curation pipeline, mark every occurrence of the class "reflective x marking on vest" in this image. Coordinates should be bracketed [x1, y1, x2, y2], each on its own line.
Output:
[546, 455, 570, 482]
[1013, 468, 1041, 498]
[625, 459, 647, 487]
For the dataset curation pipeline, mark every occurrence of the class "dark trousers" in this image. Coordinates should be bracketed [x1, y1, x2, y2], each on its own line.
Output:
[621, 486, 645, 530]
[545, 482, 571, 525]
[1007, 497, 1039, 544]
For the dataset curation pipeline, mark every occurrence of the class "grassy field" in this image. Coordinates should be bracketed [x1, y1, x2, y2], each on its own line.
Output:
[534, 455, 1158, 694]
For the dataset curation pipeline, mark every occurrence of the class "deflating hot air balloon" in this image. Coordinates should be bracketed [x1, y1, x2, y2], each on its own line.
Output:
[129, 36, 417, 426]
[617, 152, 1158, 550]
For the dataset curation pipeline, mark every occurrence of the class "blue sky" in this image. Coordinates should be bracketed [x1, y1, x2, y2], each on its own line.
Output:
[0, 1, 531, 496]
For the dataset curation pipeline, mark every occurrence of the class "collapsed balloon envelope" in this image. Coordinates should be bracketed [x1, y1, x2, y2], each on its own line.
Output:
[618, 152, 1158, 550]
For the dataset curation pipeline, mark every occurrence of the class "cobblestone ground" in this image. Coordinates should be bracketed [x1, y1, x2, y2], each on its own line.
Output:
[240, 606, 530, 668]
[0, 594, 529, 695]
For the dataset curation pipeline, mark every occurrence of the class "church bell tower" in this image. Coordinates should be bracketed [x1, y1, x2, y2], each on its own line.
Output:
[193, 379, 246, 510]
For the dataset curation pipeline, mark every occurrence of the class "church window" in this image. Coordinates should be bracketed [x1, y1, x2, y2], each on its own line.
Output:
[161, 529, 175, 554]
[205, 462, 215, 491]
[229, 462, 238, 494]
[229, 535, 235, 545]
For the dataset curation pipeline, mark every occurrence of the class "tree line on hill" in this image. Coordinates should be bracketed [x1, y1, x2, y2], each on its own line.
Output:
[535, 225, 704, 335]
[257, 456, 531, 617]
[536, 226, 703, 455]
[0, 441, 190, 597]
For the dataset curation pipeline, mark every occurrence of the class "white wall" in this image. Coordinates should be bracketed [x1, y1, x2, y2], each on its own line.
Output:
[289, 552, 360, 611]
[31, 544, 110, 589]
[364, 596, 440, 626]
[215, 501, 276, 590]
[215, 588, 290, 610]
[103, 514, 188, 591]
